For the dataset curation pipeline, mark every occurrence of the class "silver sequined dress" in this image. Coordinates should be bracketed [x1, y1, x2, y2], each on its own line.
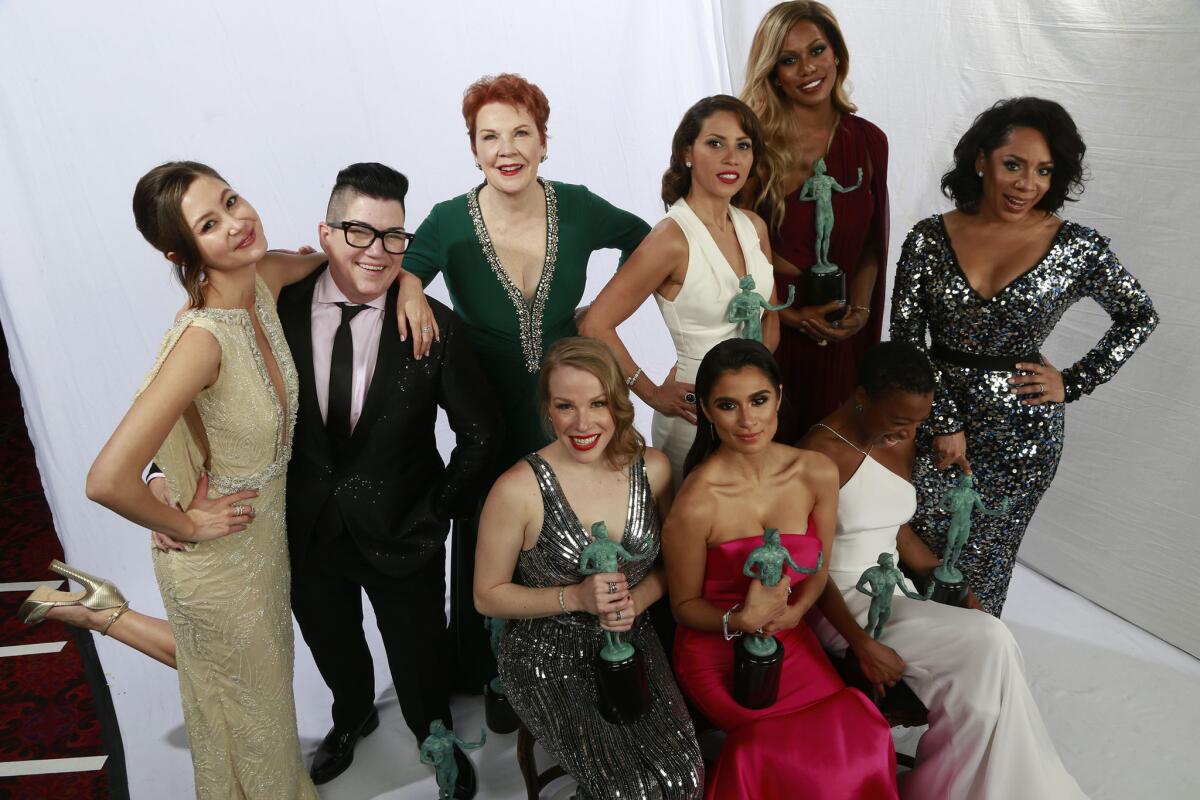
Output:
[890, 215, 1158, 614]
[497, 454, 703, 800]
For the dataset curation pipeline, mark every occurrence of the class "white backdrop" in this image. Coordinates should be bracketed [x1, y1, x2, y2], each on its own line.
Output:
[0, 1, 1197, 797]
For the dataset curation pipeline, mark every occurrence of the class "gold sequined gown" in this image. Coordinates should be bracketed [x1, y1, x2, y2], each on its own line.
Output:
[138, 276, 317, 799]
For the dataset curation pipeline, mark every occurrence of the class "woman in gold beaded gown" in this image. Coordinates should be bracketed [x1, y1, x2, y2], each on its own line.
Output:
[17, 162, 431, 799]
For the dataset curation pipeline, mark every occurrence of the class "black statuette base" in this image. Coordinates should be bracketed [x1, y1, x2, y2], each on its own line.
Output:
[594, 650, 651, 725]
[807, 267, 847, 321]
[483, 682, 520, 734]
[931, 577, 969, 608]
[733, 637, 785, 709]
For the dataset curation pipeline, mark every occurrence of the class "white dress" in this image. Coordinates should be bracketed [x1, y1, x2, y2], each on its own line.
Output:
[811, 454, 1086, 800]
[651, 198, 775, 484]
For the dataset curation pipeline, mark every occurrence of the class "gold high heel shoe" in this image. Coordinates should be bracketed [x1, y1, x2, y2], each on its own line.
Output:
[17, 560, 128, 628]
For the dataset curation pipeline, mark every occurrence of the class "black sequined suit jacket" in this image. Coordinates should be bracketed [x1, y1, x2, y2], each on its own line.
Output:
[278, 265, 502, 578]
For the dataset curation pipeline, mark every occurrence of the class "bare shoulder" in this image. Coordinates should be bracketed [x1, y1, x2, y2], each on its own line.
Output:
[779, 443, 838, 483]
[642, 447, 671, 487]
[644, 215, 690, 260]
[672, 465, 717, 522]
[490, 457, 539, 503]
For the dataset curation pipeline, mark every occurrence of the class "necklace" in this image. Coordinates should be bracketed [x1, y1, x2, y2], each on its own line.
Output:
[813, 422, 872, 456]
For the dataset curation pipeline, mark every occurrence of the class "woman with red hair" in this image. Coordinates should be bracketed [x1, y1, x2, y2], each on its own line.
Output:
[404, 73, 650, 691]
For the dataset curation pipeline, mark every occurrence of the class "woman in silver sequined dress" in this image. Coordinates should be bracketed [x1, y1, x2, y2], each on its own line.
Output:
[890, 98, 1158, 615]
[474, 337, 703, 800]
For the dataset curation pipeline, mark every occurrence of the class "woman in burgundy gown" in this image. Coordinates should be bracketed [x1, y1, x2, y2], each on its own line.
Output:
[663, 338, 896, 800]
[741, 1, 889, 440]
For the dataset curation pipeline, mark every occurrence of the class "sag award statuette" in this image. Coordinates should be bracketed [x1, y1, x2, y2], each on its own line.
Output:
[734, 529, 821, 709]
[482, 617, 519, 734]
[843, 553, 931, 707]
[798, 158, 863, 318]
[727, 274, 796, 343]
[578, 521, 651, 725]
[419, 721, 486, 800]
[930, 474, 1010, 606]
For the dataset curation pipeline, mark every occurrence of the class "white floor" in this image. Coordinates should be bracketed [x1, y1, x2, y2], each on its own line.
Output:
[295, 564, 1200, 800]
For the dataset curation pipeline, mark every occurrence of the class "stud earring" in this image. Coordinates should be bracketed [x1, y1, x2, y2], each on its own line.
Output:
[685, 161, 692, 169]
[976, 170, 983, 177]
[835, 57, 841, 66]
[540, 154, 547, 163]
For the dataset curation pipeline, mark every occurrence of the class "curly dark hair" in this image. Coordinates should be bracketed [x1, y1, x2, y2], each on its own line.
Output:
[857, 341, 934, 398]
[941, 97, 1086, 215]
[662, 95, 766, 209]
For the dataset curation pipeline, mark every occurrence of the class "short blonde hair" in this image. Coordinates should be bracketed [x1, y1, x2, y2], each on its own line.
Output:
[741, 2, 857, 229]
[538, 338, 644, 470]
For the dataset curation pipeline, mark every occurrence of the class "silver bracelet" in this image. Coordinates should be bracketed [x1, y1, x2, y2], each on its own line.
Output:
[722, 603, 742, 641]
[558, 586, 568, 615]
[625, 367, 643, 388]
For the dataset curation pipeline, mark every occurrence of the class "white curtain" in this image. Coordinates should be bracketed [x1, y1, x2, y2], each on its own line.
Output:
[0, 1, 1196, 796]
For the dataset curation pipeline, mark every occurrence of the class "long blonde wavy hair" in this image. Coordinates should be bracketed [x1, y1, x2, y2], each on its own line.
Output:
[740, 1, 856, 230]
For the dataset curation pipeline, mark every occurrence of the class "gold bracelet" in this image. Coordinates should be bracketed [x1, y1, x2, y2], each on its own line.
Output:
[850, 305, 871, 315]
[100, 602, 130, 636]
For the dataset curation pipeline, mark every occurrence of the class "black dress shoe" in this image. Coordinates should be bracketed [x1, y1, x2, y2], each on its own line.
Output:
[452, 744, 478, 799]
[310, 707, 380, 785]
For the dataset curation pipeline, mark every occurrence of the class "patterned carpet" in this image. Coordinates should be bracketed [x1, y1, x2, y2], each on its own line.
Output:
[0, 326, 127, 799]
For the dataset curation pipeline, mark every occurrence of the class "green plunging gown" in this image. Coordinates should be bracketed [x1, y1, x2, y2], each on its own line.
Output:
[404, 178, 649, 689]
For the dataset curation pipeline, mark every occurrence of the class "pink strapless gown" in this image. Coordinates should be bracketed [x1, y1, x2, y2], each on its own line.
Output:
[673, 530, 897, 800]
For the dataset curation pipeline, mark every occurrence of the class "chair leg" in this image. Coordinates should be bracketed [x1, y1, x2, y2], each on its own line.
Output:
[517, 723, 540, 800]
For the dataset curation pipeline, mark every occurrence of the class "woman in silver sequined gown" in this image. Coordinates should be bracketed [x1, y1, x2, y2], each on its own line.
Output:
[475, 338, 703, 800]
[890, 98, 1158, 615]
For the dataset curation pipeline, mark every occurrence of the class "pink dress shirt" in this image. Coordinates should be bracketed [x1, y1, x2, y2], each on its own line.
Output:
[310, 269, 385, 434]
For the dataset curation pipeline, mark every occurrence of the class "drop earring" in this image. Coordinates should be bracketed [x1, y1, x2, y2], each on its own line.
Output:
[976, 169, 983, 177]
[540, 154, 547, 163]
[475, 163, 482, 171]
[855, 403, 864, 413]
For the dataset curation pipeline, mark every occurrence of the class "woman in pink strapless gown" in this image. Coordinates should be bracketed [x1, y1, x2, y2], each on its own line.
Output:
[663, 338, 897, 800]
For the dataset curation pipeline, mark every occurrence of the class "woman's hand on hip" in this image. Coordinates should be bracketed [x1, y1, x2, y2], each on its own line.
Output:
[1010, 358, 1065, 405]
[649, 367, 697, 425]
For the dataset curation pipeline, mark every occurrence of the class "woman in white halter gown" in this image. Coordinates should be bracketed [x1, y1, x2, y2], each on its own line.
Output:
[580, 95, 785, 485]
[802, 341, 1085, 800]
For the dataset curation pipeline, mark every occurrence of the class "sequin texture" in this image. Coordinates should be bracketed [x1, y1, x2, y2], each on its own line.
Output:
[497, 454, 703, 799]
[890, 215, 1158, 614]
[467, 178, 560, 373]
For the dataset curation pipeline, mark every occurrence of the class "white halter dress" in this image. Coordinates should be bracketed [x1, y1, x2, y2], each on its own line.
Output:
[812, 454, 1087, 800]
[650, 198, 775, 484]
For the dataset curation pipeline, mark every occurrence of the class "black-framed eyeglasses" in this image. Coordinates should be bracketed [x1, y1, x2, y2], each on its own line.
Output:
[328, 221, 415, 254]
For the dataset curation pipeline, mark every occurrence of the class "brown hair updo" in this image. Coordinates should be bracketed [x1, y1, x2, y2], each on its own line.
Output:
[132, 161, 226, 309]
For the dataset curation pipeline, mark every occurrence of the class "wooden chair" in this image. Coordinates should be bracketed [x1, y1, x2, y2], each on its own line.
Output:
[516, 721, 566, 800]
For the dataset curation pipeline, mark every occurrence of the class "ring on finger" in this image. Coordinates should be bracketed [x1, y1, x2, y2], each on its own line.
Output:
[1039, 383, 1045, 394]
[420, 325, 433, 333]
[232, 505, 245, 516]
[607, 581, 618, 595]
[616, 610, 623, 621]
[683, 392, 696, 404]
